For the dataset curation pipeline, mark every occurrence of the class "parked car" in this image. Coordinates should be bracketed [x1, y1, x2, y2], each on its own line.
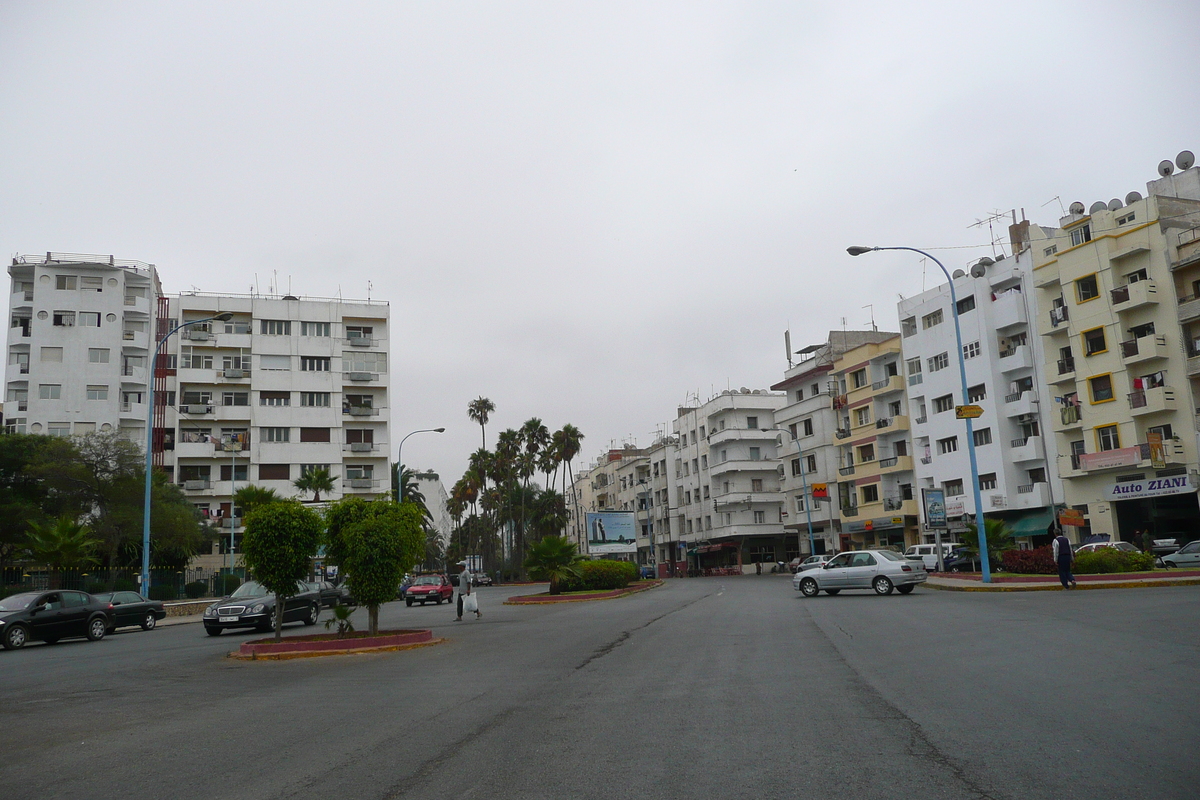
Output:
[0, 590, 112, 650]
[794, 554, 834, 573]
[337, 582, 356, 606]
[942, 549, 982, 573]
[92, 590, 166, 632]
[406, 574, 454, 606]
[1162, 540, 1200, 568]
[1075, 541, 1140, 554]
[794, 549, 927, 597]
[472, 572, 494, 587]
[397, 576, 413, 599]
[304, 581, 342, 608]
[1153, 538, 1181, 555]
[904, 543, 957, 571]
[202, 580, 321, 635]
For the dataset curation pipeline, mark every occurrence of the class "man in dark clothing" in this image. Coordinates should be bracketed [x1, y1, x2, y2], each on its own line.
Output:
[1052, 531, 1076, 589]
[1141, 529, 1155, 554]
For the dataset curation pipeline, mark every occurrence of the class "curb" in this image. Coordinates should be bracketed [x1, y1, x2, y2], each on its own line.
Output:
[228, 637, 445, 660]
[504, 580, 663, 605]
[926, 577, 1200, 592]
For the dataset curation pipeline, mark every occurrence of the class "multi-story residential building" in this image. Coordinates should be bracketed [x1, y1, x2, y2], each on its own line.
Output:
[1029, 155, 1200, 544]
[6, 253, 161, 440]
[771, 330, 895, 556]
[637, 433, 679, 575]
[161, 292, 391, 569]
[899, 242, 1063, 544]
[575, 445, 647, 563]
[829, 334, 920, 550]
[413, 471, 452, 550]
[671, 389, 787, 572]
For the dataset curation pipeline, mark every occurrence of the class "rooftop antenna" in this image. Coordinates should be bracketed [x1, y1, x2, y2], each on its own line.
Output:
[367, 280, 372, 302]
[1042, 195, 1067, 216]
[273, 269, 278, 296]
[968, 209, 1010, 258]
[862, 304, 876, 331]
[784, 328, 793, 368]
[254, 273, 261, 296]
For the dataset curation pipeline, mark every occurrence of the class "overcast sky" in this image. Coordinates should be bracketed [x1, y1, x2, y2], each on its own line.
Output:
[3, 1, 1198, 487]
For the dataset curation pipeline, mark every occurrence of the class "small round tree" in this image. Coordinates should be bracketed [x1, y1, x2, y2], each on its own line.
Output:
[241, 500, 323, 641]
[341, 502, 425, 635]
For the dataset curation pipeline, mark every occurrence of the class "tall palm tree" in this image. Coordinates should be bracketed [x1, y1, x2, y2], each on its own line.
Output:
[293, 466, 336, 503]
[233, 485, 280, 516]
[26, 516, 99, 586]
[467, 396, 496, 451]
[556, 424, 584, 542]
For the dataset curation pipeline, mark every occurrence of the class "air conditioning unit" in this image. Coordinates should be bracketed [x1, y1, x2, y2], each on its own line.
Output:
[348, 372, 374, 381]
[350, 442, 373, 452]
[349, 337, 371, 347]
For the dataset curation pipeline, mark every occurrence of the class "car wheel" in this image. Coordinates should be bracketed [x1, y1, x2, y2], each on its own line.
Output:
[257, 609, 276, 632]
[825, 589, 840, 595]
[896, 584, 915, 595]
[799, 577, 819, 597]
[406, 598, 414, 606]
[3, 623, 28, 649]
[949, 566, 962, 573]
[205, 626, 222, 636]
[87, 617, 108, 641]
[873, 576, 894, 595]
[304, 604, 318, 626]
[141, 612, 157, 631]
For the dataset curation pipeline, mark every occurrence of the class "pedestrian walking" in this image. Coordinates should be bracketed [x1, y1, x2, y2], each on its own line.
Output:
[1140, 529, 1155, 554]
[1053, 531, 1076, 589]
[454, 561, 481, 621]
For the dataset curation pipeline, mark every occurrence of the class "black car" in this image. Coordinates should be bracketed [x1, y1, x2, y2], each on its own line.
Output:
[0, 590, 112, 650]
[304, 581, 342, 609]
[92, 591, 166, 632]
[202, 580, 321, 636]
[942, 549, 982, 573]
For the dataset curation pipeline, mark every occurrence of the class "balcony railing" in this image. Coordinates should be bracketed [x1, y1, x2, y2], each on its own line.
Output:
[883, 497, 905, 511]
[838, 465, 856, 476]
[1061, 405, 1081, 425]
[1057, 357, 1075, 375]
[1049, 305, 1069, 327]
[1110, 285, 1130, 304]
[914, 415, 927, 424]
[920, 456, 932, 465]
[1129, 390, 1148, 409]
[1017, 484, 1035, 494]
[344, 405, 379, 416]
[876, 417, 892, 429]
[878, 457, 898, 468]
[1011, 437, 1031, 448]
[834, 428, 851, 439]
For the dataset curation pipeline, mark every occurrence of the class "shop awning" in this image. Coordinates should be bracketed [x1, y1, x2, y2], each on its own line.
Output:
[1007, 511, 1054, 538]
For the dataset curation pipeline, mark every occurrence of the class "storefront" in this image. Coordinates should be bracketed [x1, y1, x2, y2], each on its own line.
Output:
[841, 515, 917, 550]
[1107, 474, 1200, 544]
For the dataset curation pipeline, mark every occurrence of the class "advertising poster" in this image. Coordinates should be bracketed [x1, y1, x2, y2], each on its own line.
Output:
[922, 488, 947, 529]
[585, 511, 638, 555]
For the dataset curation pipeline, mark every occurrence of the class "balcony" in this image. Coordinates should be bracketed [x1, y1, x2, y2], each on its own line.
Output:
[1048, 357, 1076, 386]
[1003, 391, 1038, 418]
[345, 371, 378, 382]
[1138, 439, 1187, 467]
[346, 337, 375, 348]
[834, 428, 851, 440]
[998, 344, 1033, 372]
[1009, 435, 1042, 463]
[1110, 280, 1159, 311]
[993, 291, 1027, 329]
[214, 439, 249, 453]
[840, 503, 862, 520]
[344, 405, 379, 416]
[1188, 355, 1200, 378]
[347, 478, 380, 491]
[1012, 482, 1051, 508]
[345, 442, 378, 453]
[913, 415, 927, 425]
[220, 368, 251, 380]
[870, 375, 904, 394]
[180, 404, 214, 416]
[122, 330, 136, 341]
[184, 329, 213, 342]
[874, 415, 910, 432]
[1056, 404, 1082, 430]
[920, 456, 932, 465]
[181, 480, 212, 491]
[838, 465, 856, 477]
[1120, 334, 1169, 365]
[1128, 386, 1177, 416]
[878, 455, 913, 474]
[707, 427, 777, 446]
[1047, 305, 1069, 330]
[1178, 295, 1200, 324]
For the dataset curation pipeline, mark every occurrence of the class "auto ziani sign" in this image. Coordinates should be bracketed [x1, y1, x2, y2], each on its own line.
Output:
[1103, 475, 1196, 501]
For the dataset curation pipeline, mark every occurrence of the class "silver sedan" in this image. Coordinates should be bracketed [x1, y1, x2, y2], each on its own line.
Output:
[793, 549, 927, 597]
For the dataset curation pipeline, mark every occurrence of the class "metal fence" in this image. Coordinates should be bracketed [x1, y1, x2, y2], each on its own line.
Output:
[1, 566, 245, 599]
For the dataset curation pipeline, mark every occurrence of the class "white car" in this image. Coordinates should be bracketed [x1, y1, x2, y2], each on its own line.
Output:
[1075, 541, 1141, 554]
[1162, 540, 1200, 568]
[793, 554, 834, 573]
[794, 549, 927, 597]
[903, 543, 956, 571]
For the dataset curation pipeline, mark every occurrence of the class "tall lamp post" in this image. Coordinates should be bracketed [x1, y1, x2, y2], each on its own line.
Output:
[847, 245, 992, 582]
[142, 312, 232, 594]
[396, 427, 446, 501]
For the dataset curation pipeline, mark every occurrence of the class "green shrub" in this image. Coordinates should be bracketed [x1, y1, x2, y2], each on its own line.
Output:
[184, 581, 208, 599]
[148, 585, 178, 601]
[561, 560, 639, 591]
[217, 574, 241, 596]
[112, 577, 138, 592]
[1074, 548, 1154, 574]
[83, 579, 110, 594]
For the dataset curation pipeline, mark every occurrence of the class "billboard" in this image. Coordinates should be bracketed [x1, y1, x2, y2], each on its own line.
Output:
[922, 488, 947, 529]
[585, 511, 638, 555]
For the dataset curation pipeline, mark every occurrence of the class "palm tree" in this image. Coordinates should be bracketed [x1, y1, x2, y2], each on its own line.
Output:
[293, 466, 336, 503]
[524, 535, 582, 594]
[556, 424, 584, 541]
[467, 396, 496, 451]
[233, 485, 280, 516]
[26, 516, 99, 586]
[961, 518, 1017, 567]
[391, 464, 428, 508]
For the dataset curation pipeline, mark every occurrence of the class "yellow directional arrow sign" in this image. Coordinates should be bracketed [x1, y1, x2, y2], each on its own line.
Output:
[955, 405, 984, 419]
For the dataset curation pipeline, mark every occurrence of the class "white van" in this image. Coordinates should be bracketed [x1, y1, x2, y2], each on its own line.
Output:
[904, 543, 956, 571]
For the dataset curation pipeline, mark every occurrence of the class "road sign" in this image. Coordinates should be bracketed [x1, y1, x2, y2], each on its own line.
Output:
[1058, 508, 1085, 527]
[955, 404, 984, 419]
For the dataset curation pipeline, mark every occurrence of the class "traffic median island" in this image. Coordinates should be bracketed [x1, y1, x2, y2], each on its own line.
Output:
[505, 579, 663, 605]
[926, 571, 1200, 592]
[230, 628, 443, 660]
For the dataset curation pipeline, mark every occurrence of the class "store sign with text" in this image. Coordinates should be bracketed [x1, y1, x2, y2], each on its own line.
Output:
[1103, 474, 1196, 502]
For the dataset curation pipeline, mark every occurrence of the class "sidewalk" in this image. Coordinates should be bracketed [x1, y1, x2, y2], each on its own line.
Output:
[926, 570, 1200, 592]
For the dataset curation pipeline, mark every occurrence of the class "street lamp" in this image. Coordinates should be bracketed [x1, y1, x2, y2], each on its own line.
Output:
[847, 245, 993, 582]
[141, 312, 233, 594]
[396, 427, 446, 502]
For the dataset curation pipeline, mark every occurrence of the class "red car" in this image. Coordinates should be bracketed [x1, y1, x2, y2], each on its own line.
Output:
[405, 575, 453, 606]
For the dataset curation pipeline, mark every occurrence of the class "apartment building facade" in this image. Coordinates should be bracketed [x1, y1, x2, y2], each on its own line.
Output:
[899, 245, 1063, 544]
[574, 445, 648, 563]
[1030, 157, 1200, 544]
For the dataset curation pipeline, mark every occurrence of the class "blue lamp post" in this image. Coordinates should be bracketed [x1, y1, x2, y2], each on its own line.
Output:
[141, 312, 232, 594]
[847, 245, 992, 582]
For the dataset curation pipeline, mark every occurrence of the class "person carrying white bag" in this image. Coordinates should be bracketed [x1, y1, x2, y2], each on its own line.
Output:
[454, 561, 482, 621]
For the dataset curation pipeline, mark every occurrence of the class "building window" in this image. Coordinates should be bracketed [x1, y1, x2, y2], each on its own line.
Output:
[806, 454, 817, 472]
[40, 347, 63, 362]
[922, 309, 943, 329]
[346, 325, 373, 339]
[260, 391, 290, 406]
[855, 407, 870, 426]
[861, 484, 879, 503]
[47, 423, 71, 437]
[937, 436, 958, 455]
[300, 392, 331, 407]
[928, 352, 949, 372]
[746, 415, 759, 429]
[301, 321, 330, 337]
[1070, 224, 1093, 248]
[1088, 374, 1115, 403]
[220, 464, 249, 482]
[1096, 425, 1120, 451]
[52, 311, 75, 327]
[38, 384, 62, 400]
[259, 354, 291, 371]
[86, 385, 108, 401]
[956, 296, 976, 315]
[259, 464, 291, 481]
[944, 479, 964, 497]
[968, 384, 986, 403]
[301, 356, 330, 372]
[345, 429, 374, 444]
[749, 447, 761, 461]
[753, 510, 766, 524]
[963, 341, 981, 360]
[345, 464, 373, 480]
[802, 418, 814, 436]
[751, 478, 763, 492]
[858, 443, 875, 462]
[221, 392, 249, 406]
[973, 428, 992, 446]
[933, 394, 954, 413]
[851, 369, 867, 389]
[1082, 327, 1107, 356]
[79, 312, 101, 327]
[55, 275, 78, 290]
[1075, 274, 1099, 302]
[300, 464, 330, 477]
[300, 427, 331, 443]
[791, 458, 802, 476]
[795, 496, 806, 513]
[261, 320, 292, 335]
[88, 348, 110, 363]
[262, 427, 290, 442]
[906, 357, 922, 376]
[901, 317, 917, 337]
[979, 473, 997, 491]
[343, 351, 387, 373]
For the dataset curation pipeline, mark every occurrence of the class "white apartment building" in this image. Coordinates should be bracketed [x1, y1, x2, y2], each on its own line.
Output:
[574, 445, 648, 563]
[899, 241, 1063, 544]
[637, 434, 679, 574]
[1030, 154, 1200, 544]
[414, 471, 452, 549]
[772, 331, 896, 556]
[6, 253, 161, 440]
[671, 389, 788, 572]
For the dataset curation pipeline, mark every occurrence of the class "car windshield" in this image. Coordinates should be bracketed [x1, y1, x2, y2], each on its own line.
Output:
[0, 593, 38, 611]
[92, 592, 114, 602]
[230, 581, 269, 599]
[414, 576, 440, 585]
[875, 550, 903, 561]
[1182, 542, 1200, 554]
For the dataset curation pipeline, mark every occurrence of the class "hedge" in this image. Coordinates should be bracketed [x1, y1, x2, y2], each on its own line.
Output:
[1074, 549, 1154, 574]
[1000, 547, 1057, 574]
[559, 560, 639, 592]
[184, 581, 208, 599]
[148, 585, 178, 601]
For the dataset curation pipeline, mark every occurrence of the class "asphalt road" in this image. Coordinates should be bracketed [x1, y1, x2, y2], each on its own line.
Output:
[2, 578, 1197, 800]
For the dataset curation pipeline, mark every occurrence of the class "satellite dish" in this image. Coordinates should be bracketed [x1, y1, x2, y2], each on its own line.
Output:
[952, 269, 966, 279]
[1125, 191, 1143, 205]
[1069, 201, 1086, 215]
[1107, 198, 1123, 211]
[1089, 201, 1108, 214]
[1159, 160, 1175, 177]
[970, 263, 987, 279]
[1178, 150, 1196, 170]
